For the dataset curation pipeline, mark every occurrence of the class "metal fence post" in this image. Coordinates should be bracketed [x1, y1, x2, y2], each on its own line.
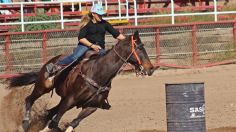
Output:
[171, 0, 175, 24]
[133, 0, 138, 26]
[20, 3, 25, 32]
[234, 23, 236, 43]
[118, 0, 121, 20]
[4, 35, 12, 73]
[213, 0, 218, 22]
[192, 25, 198, 67]
[155, 27, 161, 66]
[60, 2, 64, 29]
[42, 32, 48, 64]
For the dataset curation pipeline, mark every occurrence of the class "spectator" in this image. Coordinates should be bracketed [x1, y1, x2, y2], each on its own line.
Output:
[0, 0, 12, 15]
[0, 0, 11, 3]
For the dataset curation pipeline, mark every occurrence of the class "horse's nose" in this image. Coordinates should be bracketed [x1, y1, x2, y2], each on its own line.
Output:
[148, 66, 155, 76]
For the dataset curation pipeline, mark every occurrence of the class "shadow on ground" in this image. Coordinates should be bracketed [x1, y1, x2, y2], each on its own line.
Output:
[140, 127, 236, 132]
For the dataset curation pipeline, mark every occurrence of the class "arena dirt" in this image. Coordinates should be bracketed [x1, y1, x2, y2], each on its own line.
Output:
[0, 64, 236, 132]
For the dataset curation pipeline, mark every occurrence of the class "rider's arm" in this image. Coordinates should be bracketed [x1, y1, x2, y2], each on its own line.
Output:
[105, 21, 126, 40]
[78, 25, 92, 47]
[78, 24, 101, 51]
[79, 38, 94, 47]
[116, 34, 126, 40]
[79, 38, 101, 52]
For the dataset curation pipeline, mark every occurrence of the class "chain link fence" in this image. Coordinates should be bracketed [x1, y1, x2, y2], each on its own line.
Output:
[0, 21, 236, 76]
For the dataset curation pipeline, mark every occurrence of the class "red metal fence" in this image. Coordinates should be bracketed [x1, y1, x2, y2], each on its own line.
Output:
[0, 21, 236, 78]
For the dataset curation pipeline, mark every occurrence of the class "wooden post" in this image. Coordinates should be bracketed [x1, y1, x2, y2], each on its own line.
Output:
[192, 25, 198, 67]
[233, 23, 236, 56]
[4, 35, 11, 73]
[42, 32, 48, 64]
[234, 23, 236, 43]
[155, 28, 161, 67]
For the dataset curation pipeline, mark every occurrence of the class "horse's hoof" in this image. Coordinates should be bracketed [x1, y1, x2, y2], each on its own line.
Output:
[22, 120, 30, 131]
[17, 125, 25, 132]
[39, 125, 51, 132]
[65, 126, 74, 132]
[100, 102, 111, 110]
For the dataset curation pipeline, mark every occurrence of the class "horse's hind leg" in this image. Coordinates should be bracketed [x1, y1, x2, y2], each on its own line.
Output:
[65, 107, 97, 132]
[22, 85, 49, 131]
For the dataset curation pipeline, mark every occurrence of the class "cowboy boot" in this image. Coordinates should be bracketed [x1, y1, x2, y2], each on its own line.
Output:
[45, 63, 63, 78]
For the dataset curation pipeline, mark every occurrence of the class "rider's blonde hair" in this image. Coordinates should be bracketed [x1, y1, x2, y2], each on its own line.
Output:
[79, 12, 93, 29]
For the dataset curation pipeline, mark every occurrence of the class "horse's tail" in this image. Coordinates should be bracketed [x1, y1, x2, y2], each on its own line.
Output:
[8, 72, 39, 88]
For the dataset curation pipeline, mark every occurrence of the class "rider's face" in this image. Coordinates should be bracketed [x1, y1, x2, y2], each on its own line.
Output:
[92, 13, 102, 22]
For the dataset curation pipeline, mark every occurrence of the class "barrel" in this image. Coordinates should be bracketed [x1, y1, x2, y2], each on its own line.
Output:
[165, 83, 206, 132]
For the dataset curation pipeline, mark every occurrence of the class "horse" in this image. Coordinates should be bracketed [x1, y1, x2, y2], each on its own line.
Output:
[8, 31, 155, 132]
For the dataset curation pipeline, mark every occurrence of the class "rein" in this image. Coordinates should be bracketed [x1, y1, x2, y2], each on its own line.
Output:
[131, 36, 142, 65]
[113, 35, 142, 65]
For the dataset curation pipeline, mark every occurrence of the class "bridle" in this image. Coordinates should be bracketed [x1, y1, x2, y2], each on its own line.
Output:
[113, 35, 145, 75]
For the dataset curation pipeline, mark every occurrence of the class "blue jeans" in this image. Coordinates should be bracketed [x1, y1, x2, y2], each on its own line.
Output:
[57, 44, 106, 65]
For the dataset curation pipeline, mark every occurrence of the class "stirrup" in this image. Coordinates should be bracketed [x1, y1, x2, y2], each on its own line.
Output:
[46, 63, 54, 73]
[45, 63, 63, 78]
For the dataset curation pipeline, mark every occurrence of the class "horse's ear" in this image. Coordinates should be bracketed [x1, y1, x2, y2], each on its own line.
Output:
[133, 30, 141, 42]
[133, 30, 139, 39]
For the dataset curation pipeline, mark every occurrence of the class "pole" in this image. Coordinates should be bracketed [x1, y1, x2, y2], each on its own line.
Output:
[192, 25, 198, 67]
[42, 32, 48, 63]
[155, 28, 161, 66]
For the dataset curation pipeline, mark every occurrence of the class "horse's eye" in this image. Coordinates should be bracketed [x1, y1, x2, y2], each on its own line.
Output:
[136, 43, 144, 49]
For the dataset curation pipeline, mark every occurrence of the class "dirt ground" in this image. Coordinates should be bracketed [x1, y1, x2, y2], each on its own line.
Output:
[0, 64, 236, 132]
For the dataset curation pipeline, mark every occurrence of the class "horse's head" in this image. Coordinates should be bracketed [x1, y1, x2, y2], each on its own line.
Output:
[126, 31, 154, 76]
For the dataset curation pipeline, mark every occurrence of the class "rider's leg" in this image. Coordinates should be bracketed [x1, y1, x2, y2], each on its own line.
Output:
[57, 45, 89, 65]
[46, 44, 89, 75]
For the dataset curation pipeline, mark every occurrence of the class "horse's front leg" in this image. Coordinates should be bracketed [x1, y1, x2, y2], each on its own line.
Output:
[65, 107, 97, 132]
[40, 96, 75, 132]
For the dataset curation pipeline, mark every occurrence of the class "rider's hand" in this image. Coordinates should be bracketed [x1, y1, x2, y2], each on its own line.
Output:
[91, 44, 101, 52]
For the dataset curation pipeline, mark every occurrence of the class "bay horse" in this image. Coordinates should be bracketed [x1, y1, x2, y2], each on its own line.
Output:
[8, 31, 155, 132]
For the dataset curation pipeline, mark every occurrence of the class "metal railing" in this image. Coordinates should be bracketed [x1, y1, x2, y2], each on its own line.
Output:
[0, 0, 236, 32]
[0, 21, 236, 77]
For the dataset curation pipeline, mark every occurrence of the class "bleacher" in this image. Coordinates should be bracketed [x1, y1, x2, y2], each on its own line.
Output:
[0, 0, 227, 32]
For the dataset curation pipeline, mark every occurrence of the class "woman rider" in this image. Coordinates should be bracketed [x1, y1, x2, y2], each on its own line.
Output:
[46, 3, 126, 76]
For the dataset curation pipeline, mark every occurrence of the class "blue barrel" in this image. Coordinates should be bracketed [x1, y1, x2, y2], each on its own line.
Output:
[165, 83, 206, 132]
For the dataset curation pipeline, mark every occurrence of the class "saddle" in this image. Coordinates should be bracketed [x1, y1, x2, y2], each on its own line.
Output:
[49, 50, 99, 80]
